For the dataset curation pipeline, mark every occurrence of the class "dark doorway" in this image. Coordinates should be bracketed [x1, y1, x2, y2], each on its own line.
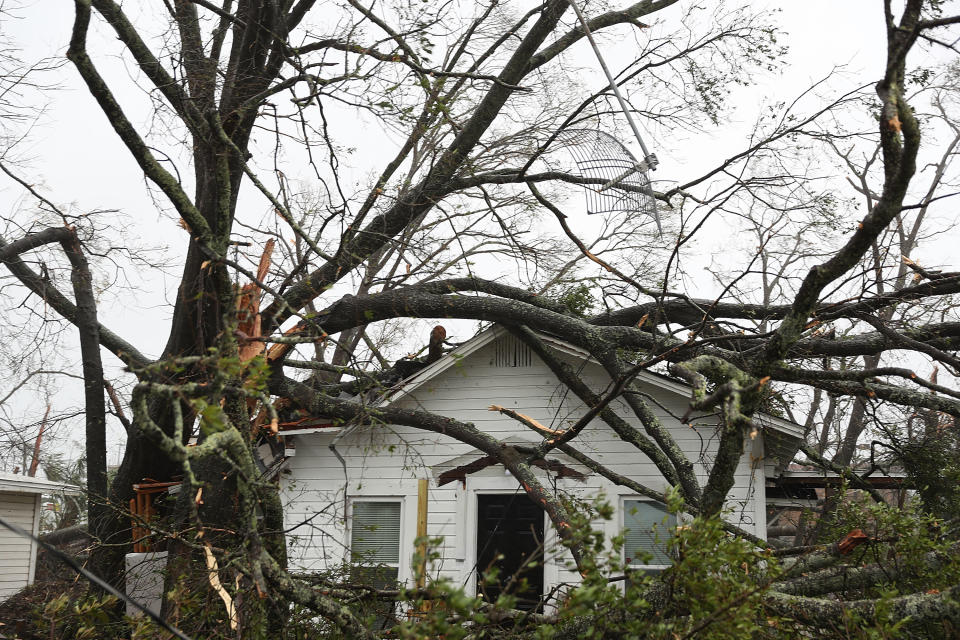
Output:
[476, 493, 545, 611]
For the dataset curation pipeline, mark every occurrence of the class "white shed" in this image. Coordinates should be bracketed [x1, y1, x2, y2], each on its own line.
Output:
[0, 472, 80, 600]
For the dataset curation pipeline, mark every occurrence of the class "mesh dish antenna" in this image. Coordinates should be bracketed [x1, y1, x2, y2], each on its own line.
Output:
[560, 0, 662, 233]
[551, 128, 661, 231]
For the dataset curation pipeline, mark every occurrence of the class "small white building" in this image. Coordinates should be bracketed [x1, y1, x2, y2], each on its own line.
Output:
[0, 472, 80, 600]
[280, 325, 803, 608]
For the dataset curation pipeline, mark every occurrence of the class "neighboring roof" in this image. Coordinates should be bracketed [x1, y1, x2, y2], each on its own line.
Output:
[377, 324, 805, 441]
[0, 472, 82, 495]
[776, 469, 909, 489]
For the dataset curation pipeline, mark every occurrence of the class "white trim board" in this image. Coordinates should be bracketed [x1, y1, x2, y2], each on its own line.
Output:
[28, 493, 41, 585]
[0, 472, 81, 495]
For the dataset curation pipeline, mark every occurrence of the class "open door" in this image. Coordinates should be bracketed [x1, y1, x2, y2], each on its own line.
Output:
[476, 493, 545, 611]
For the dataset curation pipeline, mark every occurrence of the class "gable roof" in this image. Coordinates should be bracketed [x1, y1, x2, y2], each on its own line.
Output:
[378, 324, 804, 441]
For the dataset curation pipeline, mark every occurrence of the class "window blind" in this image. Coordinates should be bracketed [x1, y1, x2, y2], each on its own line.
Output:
[351, 501, 401, 563]
[623, 500, 676, 566]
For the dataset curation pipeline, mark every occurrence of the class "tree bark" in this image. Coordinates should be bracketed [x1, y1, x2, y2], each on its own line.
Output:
[61, 231, 110, 583]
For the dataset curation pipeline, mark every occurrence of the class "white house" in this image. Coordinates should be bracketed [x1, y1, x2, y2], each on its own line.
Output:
[0, 472, 80, 600]
[280, 325, 803, 608]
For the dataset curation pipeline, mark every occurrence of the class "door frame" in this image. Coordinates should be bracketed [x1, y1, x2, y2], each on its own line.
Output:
[460, 475, 557, 598]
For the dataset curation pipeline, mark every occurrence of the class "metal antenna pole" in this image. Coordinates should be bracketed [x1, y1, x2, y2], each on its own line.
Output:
[567, 0, 658, 173]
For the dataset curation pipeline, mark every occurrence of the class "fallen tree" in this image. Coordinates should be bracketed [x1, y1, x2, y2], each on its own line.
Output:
[1, 0, 960, 637]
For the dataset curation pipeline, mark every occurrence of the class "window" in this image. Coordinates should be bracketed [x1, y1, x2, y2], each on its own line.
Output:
[622, 499, 677, 574]
[350, 500, 402, 630]
[350, 501, 402, 589]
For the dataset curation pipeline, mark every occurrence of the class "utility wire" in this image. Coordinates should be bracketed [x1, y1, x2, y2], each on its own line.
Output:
[0, 514, 194, 640]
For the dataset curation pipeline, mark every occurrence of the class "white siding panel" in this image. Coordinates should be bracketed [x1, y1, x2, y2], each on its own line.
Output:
[0, 492, 36, 600]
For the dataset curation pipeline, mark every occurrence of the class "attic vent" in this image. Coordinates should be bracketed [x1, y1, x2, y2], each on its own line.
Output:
[494, 335, 533, 368]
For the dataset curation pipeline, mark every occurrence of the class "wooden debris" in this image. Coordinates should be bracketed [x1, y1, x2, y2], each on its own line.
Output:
[837, 528, 870, 555]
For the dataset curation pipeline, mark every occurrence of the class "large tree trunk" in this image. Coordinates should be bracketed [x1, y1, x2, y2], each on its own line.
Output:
[65, 231, 110, 584]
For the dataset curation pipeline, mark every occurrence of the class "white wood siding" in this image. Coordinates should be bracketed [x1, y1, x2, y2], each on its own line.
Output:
[283, 333, 768, 597]
[0, 492, 39, 600]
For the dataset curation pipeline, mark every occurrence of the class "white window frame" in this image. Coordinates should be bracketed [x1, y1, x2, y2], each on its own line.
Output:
[620, 497, 678, 574]
[347, 495, 408, 586]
